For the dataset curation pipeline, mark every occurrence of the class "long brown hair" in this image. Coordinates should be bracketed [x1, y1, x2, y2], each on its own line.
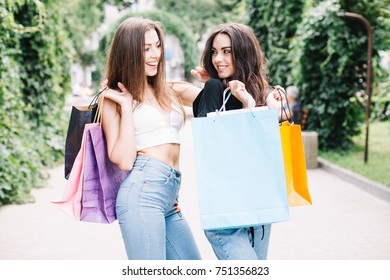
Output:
[105, 17, 176, 110]
[201, 23, 270, 106]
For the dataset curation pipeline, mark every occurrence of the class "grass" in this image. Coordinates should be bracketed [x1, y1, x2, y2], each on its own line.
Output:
[319, 120, 390, 187]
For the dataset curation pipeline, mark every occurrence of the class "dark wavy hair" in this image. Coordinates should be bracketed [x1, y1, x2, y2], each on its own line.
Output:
[201, 23, 270, 106]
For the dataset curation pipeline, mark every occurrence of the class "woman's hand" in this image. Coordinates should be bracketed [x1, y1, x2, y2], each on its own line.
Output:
[100, 78, 108, 89]
[266, 85, 285, 110]
[228, 80, 255, 108]
[190, 66, 210, 83]
[101, 82, 133, 108]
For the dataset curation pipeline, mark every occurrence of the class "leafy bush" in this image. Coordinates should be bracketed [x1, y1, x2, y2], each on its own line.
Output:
[155, 0, 247, 43]
[15, 0, 73, 162]
[0, 0, 74, 205]
[247, 0, 305, 86]
[248, 0, 389, 150]
[0, 44, 44, 204]
[293, 0, 389, 150]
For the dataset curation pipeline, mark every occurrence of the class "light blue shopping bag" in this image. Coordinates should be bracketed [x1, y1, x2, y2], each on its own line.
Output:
[191, 107, 290, 230]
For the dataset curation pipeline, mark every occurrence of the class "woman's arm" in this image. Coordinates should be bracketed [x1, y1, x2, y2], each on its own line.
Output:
[168, 81, 202, 106]
[101, 85, 137, 171]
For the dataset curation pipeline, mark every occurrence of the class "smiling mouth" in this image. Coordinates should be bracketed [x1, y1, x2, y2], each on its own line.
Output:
[217, 65, 228, 72]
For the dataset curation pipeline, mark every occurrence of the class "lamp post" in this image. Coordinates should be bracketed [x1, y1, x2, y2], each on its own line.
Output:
[344, 12, 373, 163]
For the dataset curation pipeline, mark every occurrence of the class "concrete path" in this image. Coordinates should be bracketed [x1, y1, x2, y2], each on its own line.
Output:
[1, 122, 390, 260]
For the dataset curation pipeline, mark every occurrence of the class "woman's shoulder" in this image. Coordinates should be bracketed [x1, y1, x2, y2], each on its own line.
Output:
[204, 78, 225, 90]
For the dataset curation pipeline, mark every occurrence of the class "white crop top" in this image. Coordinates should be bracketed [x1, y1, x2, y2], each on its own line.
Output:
[132, 103, 184, 151]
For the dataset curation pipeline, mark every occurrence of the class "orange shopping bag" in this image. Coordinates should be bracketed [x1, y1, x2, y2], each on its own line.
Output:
[280, 121, 312, 206]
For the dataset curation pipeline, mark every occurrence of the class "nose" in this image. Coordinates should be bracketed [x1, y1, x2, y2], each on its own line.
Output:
[215, 51, 223, 62]
[150, 46, 160, 58]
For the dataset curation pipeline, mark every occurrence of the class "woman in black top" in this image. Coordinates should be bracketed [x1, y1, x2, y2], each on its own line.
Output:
[191, 23, 283, 260]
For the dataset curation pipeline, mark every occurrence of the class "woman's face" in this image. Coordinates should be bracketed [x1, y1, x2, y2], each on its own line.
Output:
[211, 33, 235, 79]
[144, 29, 161, 77]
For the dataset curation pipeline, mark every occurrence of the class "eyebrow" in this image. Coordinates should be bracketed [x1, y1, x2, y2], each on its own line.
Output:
[211, 46, 231, 50]
[145, 41, 161, 46]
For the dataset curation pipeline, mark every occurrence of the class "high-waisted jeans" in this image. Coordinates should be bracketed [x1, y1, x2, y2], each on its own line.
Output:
[205, 224, 272, 260]
[115, 156, 201, 260]
[193, 78, 273, 260]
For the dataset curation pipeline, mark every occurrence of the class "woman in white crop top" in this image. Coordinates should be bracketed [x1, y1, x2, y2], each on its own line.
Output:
[99, 17, 202, 260]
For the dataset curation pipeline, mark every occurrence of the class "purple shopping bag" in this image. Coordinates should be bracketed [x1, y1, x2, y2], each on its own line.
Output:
[80, 123, 129, 224]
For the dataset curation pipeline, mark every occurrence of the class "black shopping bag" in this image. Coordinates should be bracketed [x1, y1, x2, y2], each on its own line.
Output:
[64, 87, 106, 179]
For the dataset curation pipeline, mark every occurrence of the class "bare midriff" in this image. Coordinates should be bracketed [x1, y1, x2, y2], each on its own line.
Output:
[137, 143, 181, 170]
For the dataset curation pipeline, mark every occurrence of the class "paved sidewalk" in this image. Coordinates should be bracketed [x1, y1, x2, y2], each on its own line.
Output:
[1, 123, 390, 260]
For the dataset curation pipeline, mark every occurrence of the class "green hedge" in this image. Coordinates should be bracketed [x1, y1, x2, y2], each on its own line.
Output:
[248, 0, 305, 86]
[248, 0, 389, 150]
[0, 0, 73, 205]
[293, 0, 389, 150]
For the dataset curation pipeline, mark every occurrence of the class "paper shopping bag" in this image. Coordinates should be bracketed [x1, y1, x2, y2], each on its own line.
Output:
[280, 121, 312, 206]
[64, 105, 97, 179]
[64, 87, 107, 179]
[52, 125, 87, 219]
[80, 123, 129, 224]
[191, 108, 290, 230]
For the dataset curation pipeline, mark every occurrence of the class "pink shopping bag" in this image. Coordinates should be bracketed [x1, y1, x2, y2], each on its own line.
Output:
[51, 127, 87, 220]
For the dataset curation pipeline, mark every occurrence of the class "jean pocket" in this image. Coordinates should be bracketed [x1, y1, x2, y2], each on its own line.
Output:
[144, 167, 170, 186]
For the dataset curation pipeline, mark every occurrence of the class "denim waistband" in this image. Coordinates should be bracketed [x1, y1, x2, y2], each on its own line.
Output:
[133, 156, 181, 178]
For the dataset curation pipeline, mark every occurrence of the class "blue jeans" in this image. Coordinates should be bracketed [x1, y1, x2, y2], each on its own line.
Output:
[205, 224, 272, 260]
[115, 156, 201, 260]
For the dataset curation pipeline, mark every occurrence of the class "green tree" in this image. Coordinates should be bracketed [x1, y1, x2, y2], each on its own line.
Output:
[14, 0, 74, 161]
[0, 0, 43, 204]
[0, 0, 74, 205]
[247, 0, 305, 86]
[106, 0, 134, 10]
[60, 0, 105, 66]
[247, 0, 389, 150]
[155, 0, 247, 43]
[293, 0, 389, 150]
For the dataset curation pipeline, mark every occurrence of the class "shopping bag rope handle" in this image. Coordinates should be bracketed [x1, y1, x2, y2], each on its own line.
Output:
[92, 87, 108, 124]
[220, 87, 232, 112]
[88, 86, 107, 110]
[274, 86, 293, 124]
[215, 87, 254, 117]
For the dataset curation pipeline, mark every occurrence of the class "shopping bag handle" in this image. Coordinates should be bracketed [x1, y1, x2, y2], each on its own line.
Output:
[215, 87, 254, 116]
[92, 87, 108, 124]
[220, 87, 232, 112]
[273, 86, 293, 124]
[88, 86, 108, 110]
